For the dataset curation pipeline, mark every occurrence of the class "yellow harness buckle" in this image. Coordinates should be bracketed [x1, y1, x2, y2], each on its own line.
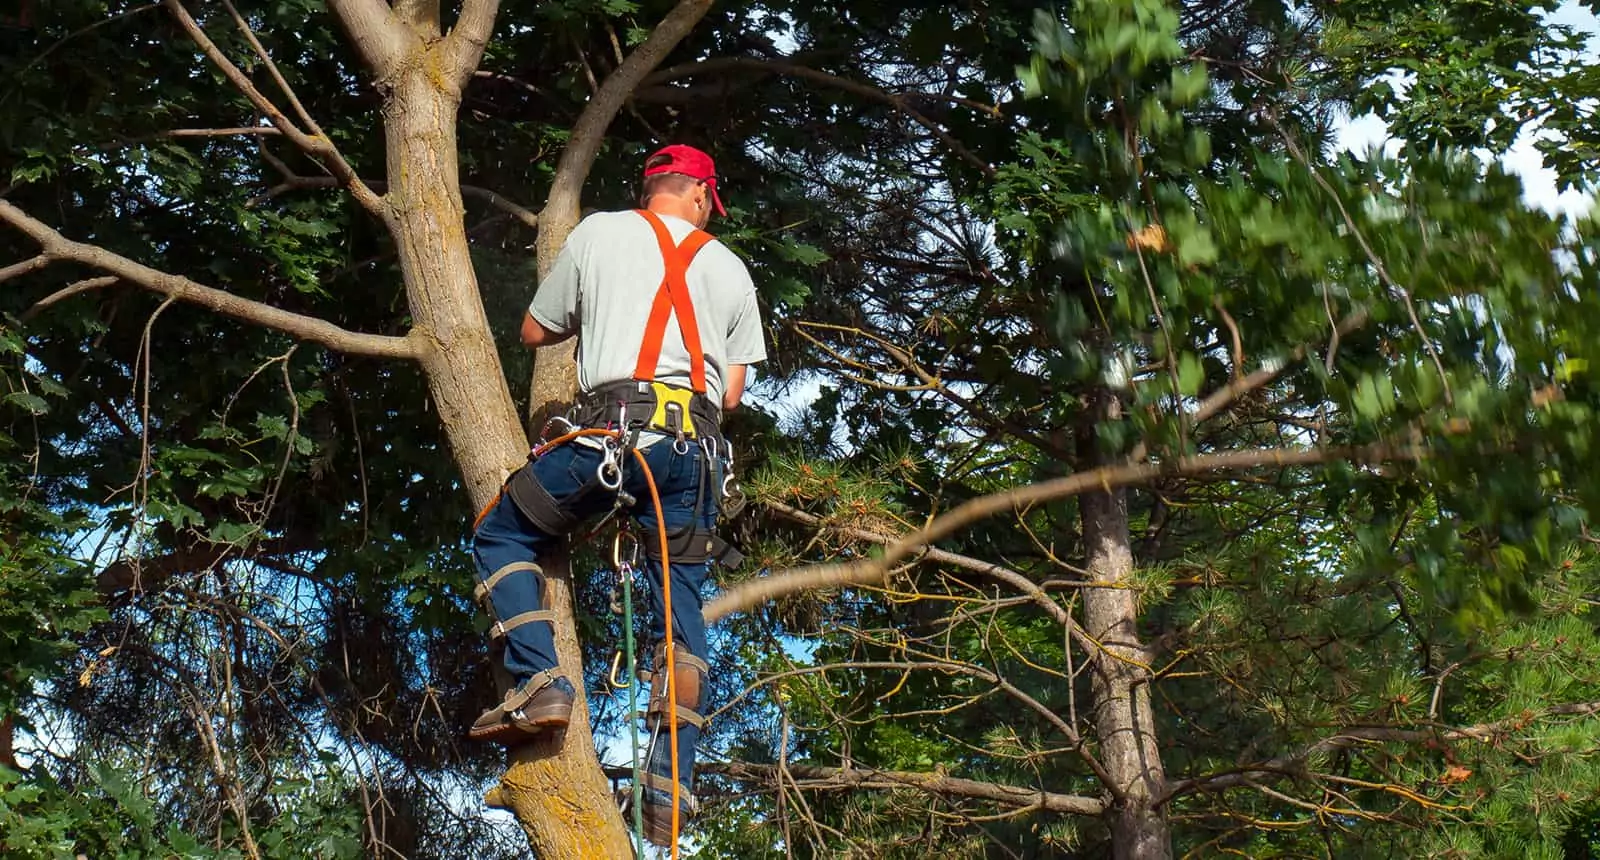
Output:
[648, 381, 697, 438]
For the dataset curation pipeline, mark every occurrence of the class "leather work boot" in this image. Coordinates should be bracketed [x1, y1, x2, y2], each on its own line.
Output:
[636, 773, 696, 848]
[467, 672, 574, 745]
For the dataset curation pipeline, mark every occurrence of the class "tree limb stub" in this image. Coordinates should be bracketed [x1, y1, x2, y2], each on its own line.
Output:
[707, 444, 1420, 622]
[701, 761, 1107, 816]
[0, 201, 420, 360]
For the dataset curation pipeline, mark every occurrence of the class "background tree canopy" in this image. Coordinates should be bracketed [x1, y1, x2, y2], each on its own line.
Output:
[2, 0, 1600, 857]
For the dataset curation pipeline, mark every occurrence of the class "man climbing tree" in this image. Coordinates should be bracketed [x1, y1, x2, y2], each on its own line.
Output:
[467, 144, 766, 848]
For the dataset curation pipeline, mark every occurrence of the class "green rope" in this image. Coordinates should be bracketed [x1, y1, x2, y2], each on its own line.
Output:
[621, 551, 645, 853]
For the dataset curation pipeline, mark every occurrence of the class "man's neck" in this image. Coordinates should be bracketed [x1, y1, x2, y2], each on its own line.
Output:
[646, 199, 700, 227]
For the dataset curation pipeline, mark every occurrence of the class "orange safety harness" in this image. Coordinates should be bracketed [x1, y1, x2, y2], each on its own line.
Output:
[633, 208, 715, 396]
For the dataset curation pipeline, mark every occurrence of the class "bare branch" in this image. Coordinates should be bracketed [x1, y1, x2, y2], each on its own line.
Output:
[707, 443, 1421, 622]
[641, 57, 996, 177]
[0, 254, 51, 284]
[762, 500, 1101, 657]
[707, 658, 1119, 791]
[162, 0, 389, 216]
[1191, 308, 1370, 425]
[24, 276, 119, 318]
[0, 200, 419, 360]
[252, 175, 538, 230]
[219, 0, 319, 132]
[704, 761, 1107, 816]
[444, 0, 501, 89]
[160, 127, 282, 138]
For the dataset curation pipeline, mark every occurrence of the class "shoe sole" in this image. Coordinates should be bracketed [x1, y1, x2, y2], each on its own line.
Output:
[466, 709, 570, 744]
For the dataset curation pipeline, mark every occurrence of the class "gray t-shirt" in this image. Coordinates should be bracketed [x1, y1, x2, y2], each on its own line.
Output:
[529, 210, 767, 405]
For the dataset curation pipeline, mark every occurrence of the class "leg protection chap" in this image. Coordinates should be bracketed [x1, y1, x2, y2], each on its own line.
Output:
[504, 465, 581, 536]
[642, 641, 709, 730]
[644, 525, 745, 570]
[474, 561, 558, 644]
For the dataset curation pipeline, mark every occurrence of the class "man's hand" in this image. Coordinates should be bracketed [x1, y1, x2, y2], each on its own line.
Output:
[723, 364, 748, 412]
[521, 312, 573, 348]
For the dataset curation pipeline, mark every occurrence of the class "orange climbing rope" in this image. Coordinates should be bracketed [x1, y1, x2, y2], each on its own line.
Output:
[632, 446, 682, 858]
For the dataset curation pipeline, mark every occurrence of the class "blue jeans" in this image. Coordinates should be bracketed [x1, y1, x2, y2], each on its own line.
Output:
[472, 438, 716, 794]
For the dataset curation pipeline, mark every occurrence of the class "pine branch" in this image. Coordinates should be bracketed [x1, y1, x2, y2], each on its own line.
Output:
[1160, 699, 1600, 803]
[707, 443, 1421, 622]
[701, 761, 1107, 816]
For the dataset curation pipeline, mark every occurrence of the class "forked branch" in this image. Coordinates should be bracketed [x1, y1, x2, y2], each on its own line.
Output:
[162, 0, 389, 217]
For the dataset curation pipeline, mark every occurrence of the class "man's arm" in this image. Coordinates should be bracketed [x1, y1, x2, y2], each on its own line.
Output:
[722, 364, 749, 412]
[524, 222, 585, 349]
[521, 312, 573, 348]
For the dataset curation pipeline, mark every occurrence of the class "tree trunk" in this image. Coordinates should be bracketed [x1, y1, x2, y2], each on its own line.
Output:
[382, 64, 634, 859]
[1080, 391, 1172, 860]
[1, 712, 15, 770]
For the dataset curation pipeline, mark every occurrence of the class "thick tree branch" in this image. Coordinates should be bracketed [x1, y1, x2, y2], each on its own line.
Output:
[539, 0, 714, 238]
[445, 0, 501, 89]
[641, 57, 996, 177]
[1162, 699, 1600, 803]
[162, 0, 390, 217]
[0, 201, 419, 360]
[702, 761, 1107, 816]
[325, 0, 410, 77]
[707, 444, 1421, 622]
[530, 0, 715, 426]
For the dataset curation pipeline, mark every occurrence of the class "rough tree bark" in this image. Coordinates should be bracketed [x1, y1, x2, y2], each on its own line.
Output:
[326, 0, 721, 853]
[1079, 389, 1173, 860]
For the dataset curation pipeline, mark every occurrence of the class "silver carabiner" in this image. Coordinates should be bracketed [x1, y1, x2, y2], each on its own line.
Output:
[597, 456, 622, 490]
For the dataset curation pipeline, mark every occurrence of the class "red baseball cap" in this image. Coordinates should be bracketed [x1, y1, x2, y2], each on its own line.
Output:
[643, 144, 726, 217]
